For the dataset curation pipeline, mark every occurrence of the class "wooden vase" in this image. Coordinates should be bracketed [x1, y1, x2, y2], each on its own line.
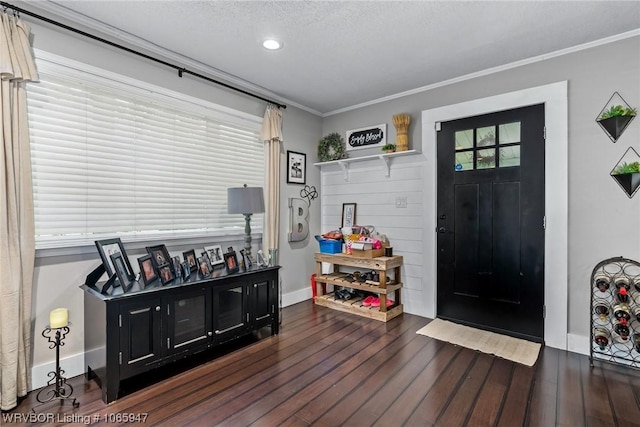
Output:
[393, 114, 411, 151]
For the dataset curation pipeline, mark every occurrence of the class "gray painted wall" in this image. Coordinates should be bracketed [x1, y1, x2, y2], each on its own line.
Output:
[27, 21, 322, 388]
[321, 36, 640, 352]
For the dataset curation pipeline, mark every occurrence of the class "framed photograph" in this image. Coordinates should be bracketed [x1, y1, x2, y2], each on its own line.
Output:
[197, 256, 211, 277]
[183, 249, 197, 270]
[172, 256, 182, 279]
[181, 261, 191, 279]
[111, 252, 133, 292]
[341, 203, 357, 228]
[147, 245, 170, 270]
[205, 244, 224, 267]
[224, 251, 240, 274]
[286, 150, 306, 184]
[95, 238, 134, 280]
[157, 265, 174, 285]
[137, 254, 158, 286]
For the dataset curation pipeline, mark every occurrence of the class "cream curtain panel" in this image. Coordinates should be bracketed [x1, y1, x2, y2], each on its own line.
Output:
[260, 106, 283, 254]
[0, 13, 38, 411]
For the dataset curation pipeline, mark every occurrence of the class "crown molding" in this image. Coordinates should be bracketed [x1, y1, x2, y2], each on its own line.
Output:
[25, 1, 322, 116]
[323, 29, 640, 117]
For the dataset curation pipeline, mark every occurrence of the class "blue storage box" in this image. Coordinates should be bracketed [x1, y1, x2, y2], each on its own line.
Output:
[318, 238, 342, 254]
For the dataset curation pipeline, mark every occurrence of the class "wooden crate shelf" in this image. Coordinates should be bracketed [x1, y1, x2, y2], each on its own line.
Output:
[314, 292, 404, 322]
[314, 252, 403, 322]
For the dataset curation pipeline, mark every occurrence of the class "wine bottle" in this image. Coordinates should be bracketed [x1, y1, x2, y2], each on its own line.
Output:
[594, 300, 610, 321]
[615, 276, 631, 291]
[614, 317, 630, 341]
[594, 326, 610, 350]
[594, 272, 611, 293]
[616, 287, 630, 304]
[614, 303, 631, 322]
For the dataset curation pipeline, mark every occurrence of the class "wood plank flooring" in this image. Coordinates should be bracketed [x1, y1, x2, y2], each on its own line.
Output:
[5, 301, 640, 426]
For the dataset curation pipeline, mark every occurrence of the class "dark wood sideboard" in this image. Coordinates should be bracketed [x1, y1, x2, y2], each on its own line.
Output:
[81, 265, 280, 403]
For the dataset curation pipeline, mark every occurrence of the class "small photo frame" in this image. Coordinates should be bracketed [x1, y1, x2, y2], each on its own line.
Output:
[224, 251, 240, 274]
[205, 244, 224, 267]
[287, 150, 306, 185]
[137, 254, 158, 286]
[172, 256, 182, 279]
[95, 238, 135, 280]
[157, 265, 174, 285]
[147, 245, 170, 270]
[111, 252, 133, 292]
[341, 203, 357, 228]
[181, 261, 191, 279]
[183, 249, 197, 270]
[197, 256, 211, 277]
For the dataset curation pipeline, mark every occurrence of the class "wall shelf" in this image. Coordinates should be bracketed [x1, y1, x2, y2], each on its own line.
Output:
[313, 149, 420, 180]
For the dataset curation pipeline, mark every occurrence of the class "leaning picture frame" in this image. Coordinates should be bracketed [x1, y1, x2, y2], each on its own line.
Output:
[137, 254, 158, 287]
[224, 251, 240, 274]
[204, 244, 224, 267]
[183, 249, 197, 270]
[286, 150, 306, 185]
[111, 252, 133, 292]
[157, 264, 174, 285]
[95, 238, 135, 280]
[341, 203, 357, 228]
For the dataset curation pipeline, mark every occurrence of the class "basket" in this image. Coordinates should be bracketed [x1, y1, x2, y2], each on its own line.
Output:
[318, 238, 342, 254]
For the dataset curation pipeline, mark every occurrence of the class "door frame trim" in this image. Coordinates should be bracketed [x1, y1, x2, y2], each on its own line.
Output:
[421, 81, 568, 350]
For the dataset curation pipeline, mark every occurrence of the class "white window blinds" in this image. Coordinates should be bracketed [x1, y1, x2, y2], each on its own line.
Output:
[27, 60, 264, 249]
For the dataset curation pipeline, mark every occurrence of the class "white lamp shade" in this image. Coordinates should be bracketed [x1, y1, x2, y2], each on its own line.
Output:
[227, 186, 265, 214]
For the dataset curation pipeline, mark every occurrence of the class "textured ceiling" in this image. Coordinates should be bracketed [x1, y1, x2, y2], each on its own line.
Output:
[18, 1, 640, 115]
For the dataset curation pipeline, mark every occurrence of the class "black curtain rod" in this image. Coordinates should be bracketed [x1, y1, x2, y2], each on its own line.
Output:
[0, 1, 286, 109]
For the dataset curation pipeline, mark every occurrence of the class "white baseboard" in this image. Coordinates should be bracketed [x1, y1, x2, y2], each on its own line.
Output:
[282, 287, 312, 307]
[31, 351, 85, 391]
[567, 333, 590, 355]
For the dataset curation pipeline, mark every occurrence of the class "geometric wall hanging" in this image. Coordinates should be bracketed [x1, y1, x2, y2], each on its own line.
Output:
[611, 147, 640, 198]
[596, 92, 637, 143]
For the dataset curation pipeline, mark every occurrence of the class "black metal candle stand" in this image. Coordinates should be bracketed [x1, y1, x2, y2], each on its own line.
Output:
[31, 326, 79, 412]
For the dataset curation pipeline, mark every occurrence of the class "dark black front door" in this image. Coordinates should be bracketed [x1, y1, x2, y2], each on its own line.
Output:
[436, 104, 545, 342]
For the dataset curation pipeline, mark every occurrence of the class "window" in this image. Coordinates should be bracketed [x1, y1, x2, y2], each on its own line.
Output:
[454, 122, 521, 171]
[27, 55, 264, 249]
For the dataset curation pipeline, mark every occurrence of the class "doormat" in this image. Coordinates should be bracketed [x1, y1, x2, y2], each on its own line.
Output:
[416, 318, 541, 367]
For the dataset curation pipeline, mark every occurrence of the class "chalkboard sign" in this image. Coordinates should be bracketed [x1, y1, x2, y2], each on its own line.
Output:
[346, 124, 386, 151]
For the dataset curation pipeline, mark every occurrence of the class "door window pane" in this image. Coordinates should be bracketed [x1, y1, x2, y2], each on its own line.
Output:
[455, 129, 473, 150]
[477, 149, 496, 169]
[499, 146, 521, 167]
[455, 152, 474, 171]
[477, 126, 496, 147]
[499, 122, 521, 144]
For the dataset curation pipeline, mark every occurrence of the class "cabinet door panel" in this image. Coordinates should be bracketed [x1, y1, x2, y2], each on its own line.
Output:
[168, 287, 211, 352]
[212, 283, 247, 341]
[252, 279, 272, 324]
[120, 298, 162, 377]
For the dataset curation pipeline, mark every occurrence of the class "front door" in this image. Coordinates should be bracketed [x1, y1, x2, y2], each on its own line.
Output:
[436, 104, 545, 342]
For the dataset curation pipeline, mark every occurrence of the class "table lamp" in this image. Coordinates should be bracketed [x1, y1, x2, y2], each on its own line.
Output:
[227, 184, 265, 261]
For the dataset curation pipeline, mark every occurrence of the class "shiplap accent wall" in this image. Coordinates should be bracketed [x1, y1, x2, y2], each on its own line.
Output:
[319, 153, 428, 316]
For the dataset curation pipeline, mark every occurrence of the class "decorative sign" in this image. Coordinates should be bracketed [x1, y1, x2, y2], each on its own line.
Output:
[288, 197, 309, 242]
[346, 124, 386, 151]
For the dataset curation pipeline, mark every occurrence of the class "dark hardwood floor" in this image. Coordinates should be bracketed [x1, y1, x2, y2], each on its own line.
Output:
[6, 301, 640, 426]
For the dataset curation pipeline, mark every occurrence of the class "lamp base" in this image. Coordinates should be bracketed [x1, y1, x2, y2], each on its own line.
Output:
[243, 213, 253, 261]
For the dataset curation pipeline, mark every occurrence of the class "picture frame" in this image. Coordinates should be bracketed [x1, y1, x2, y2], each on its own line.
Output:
[286, 150, 306, 185]
[137, 254, 158, 287]
[157, 265, 174, 285]
[183, 249, 197, 270]
[341, 203, 357, 228]
[95, 238, 135, 281]
[224, 251, 240, 274]
[204, 244, 224, 267]
[147, 244, 170, 270]
[181, 261, 191, 279]
[172, 256, 182, 279]
[111, 252, 133, 292]
[197, 256, 211, 277]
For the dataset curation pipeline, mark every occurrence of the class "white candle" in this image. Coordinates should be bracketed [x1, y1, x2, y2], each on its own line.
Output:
[49, 308, 68, 329]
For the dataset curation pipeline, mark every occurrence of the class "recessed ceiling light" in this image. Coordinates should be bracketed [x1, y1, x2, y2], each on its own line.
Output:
[262, 39, 282, 50]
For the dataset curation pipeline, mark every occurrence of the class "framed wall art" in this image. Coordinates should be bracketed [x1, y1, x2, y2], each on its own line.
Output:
[287, 150, 306, 184]
[341, 203, 357, 228]
[95, 238, 135, 281]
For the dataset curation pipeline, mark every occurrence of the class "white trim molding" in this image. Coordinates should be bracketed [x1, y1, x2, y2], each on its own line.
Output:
[421, 81, 569, 350]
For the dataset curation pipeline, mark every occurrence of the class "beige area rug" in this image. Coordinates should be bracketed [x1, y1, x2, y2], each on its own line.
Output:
[416, 318, 541, 367]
